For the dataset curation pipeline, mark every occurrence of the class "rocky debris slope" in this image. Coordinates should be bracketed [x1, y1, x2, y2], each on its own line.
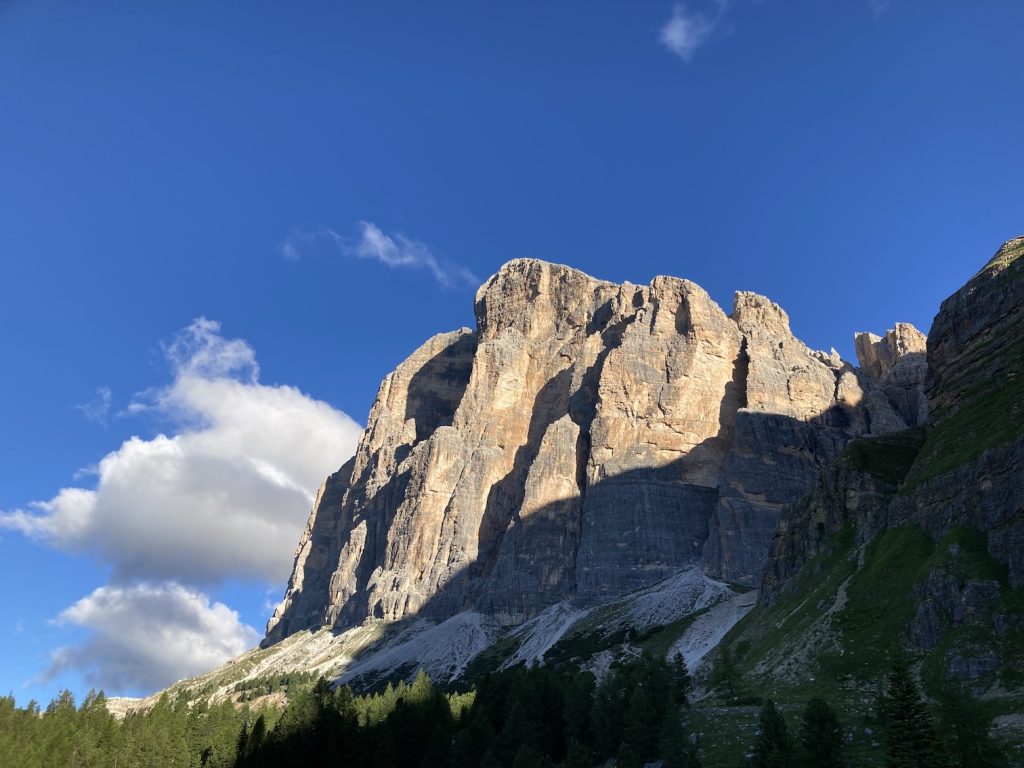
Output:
[266, 259, 926, 645]
[155, 565, 749, 703]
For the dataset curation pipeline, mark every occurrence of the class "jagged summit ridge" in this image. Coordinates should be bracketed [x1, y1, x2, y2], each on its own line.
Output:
[265, 259, 927, 645]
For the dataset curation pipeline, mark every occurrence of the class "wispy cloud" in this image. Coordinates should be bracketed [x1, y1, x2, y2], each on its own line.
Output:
[659, 2, 727, 61]
[76, 386, 112, 427]
[281, 221, 479, 289]
[869, 0, 892, 20]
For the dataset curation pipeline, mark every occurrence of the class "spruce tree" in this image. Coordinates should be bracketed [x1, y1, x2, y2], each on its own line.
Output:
[883, 654, 947, 768]
[671, 652, 693, 707]
[623, 685, 658, 761]
[796, 698, 843, 768]
[752, 699, 794, 768]
[713, 646, 737, 701]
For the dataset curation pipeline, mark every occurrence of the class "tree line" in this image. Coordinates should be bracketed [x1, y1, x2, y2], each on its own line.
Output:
[0, 651, 1007, 767]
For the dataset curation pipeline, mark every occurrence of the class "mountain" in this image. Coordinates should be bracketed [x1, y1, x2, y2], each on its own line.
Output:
[727, 235, 1024, 754]
[133, 238, 1022, 763]
[265, 258, 925, 646]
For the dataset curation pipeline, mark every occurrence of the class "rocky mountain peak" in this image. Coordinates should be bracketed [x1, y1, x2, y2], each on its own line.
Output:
[854, 322, 927, 380]
[265, 259, 929, 645]
[731, 290, 793, 339]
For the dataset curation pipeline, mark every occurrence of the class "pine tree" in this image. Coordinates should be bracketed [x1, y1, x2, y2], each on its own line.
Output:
[671, 652, 693, 708]
[565, 738, 593, 768]
[883, 654, 947, 768]
[623, 685, 658, 761]
[659, 702, 699, 768]
[796, 698, 843, 768]
[752, 699, 794, 768]
[713, 646, 737, 700]
[616, 741, 642, 768]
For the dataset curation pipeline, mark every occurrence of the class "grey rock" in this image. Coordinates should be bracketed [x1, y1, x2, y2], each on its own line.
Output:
[267, 259, 928, 643]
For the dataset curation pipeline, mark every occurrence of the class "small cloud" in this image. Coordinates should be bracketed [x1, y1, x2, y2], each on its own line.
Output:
[162, 317, 259, 384]
[281, 239, 300, 261]
[869, 0, 892, 19]
[76, 386, 112, 427]
[281, 222, 479, 289]
[660, 2, 727, 61]
[45, 583, 260, 693]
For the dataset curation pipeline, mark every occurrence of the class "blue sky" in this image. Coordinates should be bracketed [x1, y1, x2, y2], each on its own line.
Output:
[1, 1, 1021, 704]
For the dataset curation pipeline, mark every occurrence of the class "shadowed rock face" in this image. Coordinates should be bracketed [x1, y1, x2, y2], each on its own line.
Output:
[265, 259, 926, 645]
[762, 236, 1024, 605]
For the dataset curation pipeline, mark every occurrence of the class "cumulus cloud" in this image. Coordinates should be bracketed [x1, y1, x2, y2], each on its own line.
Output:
[1, 318, 363, 584]
[281, 221, 479, 289]
[660, 2, 727, 61]
[3, 318, 364, 691]
[45, 583, 260, 693]
[76, 386, 112, 427]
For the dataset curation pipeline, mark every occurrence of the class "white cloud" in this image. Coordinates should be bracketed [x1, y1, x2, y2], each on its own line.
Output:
[659, 2, 726, 61]
[1, 318, 363, 584]
[76, 386, 112, 427]
[46, 583, 260, 693]
[281, 221, 479, 289]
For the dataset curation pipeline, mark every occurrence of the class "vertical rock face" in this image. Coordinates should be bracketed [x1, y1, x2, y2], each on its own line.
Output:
[896, 236, 1024, 587]
[854, 322, 929, 432]
[762, 236, 1024, 603]
[266, 259, 926, 644]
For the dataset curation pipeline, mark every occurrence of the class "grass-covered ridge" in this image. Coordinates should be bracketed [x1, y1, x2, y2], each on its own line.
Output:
[977, 235, 1024, 277]
[719, 522, 1024, 765]
[905, 330, 1024, 489]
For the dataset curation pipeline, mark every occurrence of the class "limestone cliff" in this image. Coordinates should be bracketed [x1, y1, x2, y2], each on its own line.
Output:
[762, 235, 1024, 603]
[731, 239, 1024, 729]
[265, 259, 925, 645]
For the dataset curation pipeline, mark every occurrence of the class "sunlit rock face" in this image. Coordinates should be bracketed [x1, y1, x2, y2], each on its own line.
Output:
[265, 259, 926, 644]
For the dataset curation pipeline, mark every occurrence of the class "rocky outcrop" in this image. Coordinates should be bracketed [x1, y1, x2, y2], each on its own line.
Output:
[266, 259, 926, 645]
[854, 322, 929, 431]
[760, 427, 925, 605]
[896, 236, 1024, 588]
[761, 235, 1024, 600]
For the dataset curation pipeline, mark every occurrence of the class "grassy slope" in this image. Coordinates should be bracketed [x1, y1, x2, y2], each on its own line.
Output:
[694, 241, 1024, 766]
[698, 523, 1024, 767]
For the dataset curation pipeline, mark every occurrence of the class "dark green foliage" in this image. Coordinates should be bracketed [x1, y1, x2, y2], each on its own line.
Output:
[796, 698, 843, 768]
[660, 704, 700, 768]
[712, 644, 738, 700]
[752, 699, 794, 768]
[0, 657, 875, 768]
[0, 687, 247, 768]
[845, 428, 925, 487]
[671, 651, 693, 707]
[230, 671, 315, 702]
[883, 655, 947, 768]
[232, 653, 695, 767]
[623, 684, 658, 760]
[937, 689, 1008, 768]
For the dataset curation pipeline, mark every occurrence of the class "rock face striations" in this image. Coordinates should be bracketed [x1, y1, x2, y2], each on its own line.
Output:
[763, 236, 1024, 602]
[265, 259, 926, 645]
